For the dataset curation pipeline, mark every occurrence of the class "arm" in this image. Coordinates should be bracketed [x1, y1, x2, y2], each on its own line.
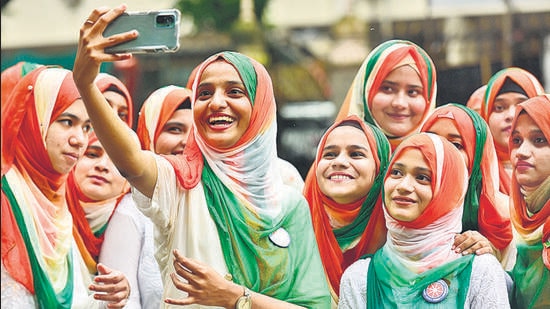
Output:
[73, 5, 156, 197]
[165, 250, 305, 309]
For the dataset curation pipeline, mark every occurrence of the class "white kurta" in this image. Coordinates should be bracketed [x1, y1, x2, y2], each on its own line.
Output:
[132, 155, 229, 309]
[338, 253, 511, 309]
[99, 193, 163, 309]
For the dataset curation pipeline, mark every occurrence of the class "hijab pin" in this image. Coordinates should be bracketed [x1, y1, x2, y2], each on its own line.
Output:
[269, 227, 291, 248]
[27, 85, 33, 91]
[422, 279, 449, 303]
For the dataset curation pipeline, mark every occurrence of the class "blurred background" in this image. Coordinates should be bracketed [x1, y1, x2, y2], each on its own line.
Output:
[2, 0, 549, 177]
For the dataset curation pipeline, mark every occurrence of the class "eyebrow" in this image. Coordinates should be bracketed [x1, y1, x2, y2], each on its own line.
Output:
[426, 131, 462, 140]
[322, 144, 370, 152]
[58, 112, 91, 124]
[393, 162, 432, 174]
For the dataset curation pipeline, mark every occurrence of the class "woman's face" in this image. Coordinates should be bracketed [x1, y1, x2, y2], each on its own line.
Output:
[193, 60, 252, 149]
[488, 92, 528, 151]
[73, 139, 129, 201]
[45, 99, 91, 174]
[103, 90, 130, 123]
[316, 125, 377, 204]
[425, 118, 470, 168]
[371, 65, 426, 138]
[510, 113, 550, 191]
[155, 108, 193, 155]
[384, 148, 433, 222]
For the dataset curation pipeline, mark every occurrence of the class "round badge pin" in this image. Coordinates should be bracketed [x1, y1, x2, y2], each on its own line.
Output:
[422, 279, 449, 303]
[268, 227, 291, 248]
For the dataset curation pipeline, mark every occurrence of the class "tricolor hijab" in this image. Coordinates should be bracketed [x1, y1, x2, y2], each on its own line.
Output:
[303, 115, 390, 298]
[66, 132, 130, 274]
[367, 133, 473, 308]
[421, 104, 512, 250]
[1, 67, 82, 308]
[1, 61, 44, 107]
[93, 72, 134, 128]
[136, 85, 192, 151]
[508, 94, 550, 308]
[481, 67, 545, 194]
[165, 51, 325, 301]
[335, 39, 437, 151]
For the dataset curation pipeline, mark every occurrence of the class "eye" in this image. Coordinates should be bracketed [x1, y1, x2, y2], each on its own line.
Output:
[57, 118, 72, 126]
[533, 136, 548, 146]
[321, 151, 337, 159]
[379, 84, 394, 94]
[228, 87, 246, 98]
[84, 149, 100, 158]
[510, 135, 522, 146]
[451, 142, 464, 150]
[350, 151, 367, 158]
[389, 168, 403, 177]
[197, 89, 212, 99]
[493, 104, 505, 112]
[83, 123, 92, 133]
[164, 125, 183, 134]
[118, 112, 129, 122]
[407, 88, 421, 97]
[416, 174, 432, 184]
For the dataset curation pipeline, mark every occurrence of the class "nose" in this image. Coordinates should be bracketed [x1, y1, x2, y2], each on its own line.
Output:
[208, 90, 228, 110]
[504, 105, 516, 122]
[69, 130, 87, 149]
[331, 153, 350, 168]
[395, 174, 414, 193]
[94, 155, 110, 172]
[391, 92, 408, 109]
[514, 139, 532, 159]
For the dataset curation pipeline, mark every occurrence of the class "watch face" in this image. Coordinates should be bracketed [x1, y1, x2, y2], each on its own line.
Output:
[236, 296, 251, 309]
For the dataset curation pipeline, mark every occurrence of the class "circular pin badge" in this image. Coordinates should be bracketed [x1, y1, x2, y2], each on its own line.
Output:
[422, 279, 449, 303]
[268, 227, 291, 248]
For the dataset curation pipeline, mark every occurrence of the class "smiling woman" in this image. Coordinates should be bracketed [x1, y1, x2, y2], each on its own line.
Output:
[339, 133, 511, 308]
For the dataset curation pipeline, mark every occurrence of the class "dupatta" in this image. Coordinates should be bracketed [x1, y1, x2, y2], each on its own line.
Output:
[94, 72, 134, 128]
[368, 133, 472, 307]
[135, 85, 192, 151]
[481, 67, 545, 194]
[335, 39, 437, 151]
[1, 67, 81, 308]
[165, 51, 330, 306]
[303, 115, 390, 298]
[508, 95, 550, 308]
[421, 103, 512, 250]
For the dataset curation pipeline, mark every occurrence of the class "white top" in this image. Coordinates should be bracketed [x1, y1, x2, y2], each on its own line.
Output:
[132, 156, 229, 309]
[1, 239, 108, 309]
[99, 193, 163, 309]
[338, 253, 511, 309]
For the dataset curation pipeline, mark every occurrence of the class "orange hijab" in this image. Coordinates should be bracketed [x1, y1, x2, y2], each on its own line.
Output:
[1, 66, 81, 293]
[421, 104, 512, 250]
[303, 115, 390, 297]
[481, 67, 545, 194]
[336, 39, 437, 151]
[136, 85, 192, 151]
[509, 94, 550, 249]
[94, 72, 134, 127]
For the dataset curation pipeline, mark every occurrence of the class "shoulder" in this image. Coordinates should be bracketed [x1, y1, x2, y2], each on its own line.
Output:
[341, 257, 371, 284]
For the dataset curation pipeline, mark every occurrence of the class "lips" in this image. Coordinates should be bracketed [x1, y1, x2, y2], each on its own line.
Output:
[391, 196, 416, 205]
[88, 175, 109, 184]
[502, 126, 511, 134]
[328, 172, 354, 182]
[515, 160, 534, 173]
[387, 113, 409, 121]
[207, 114, 235, 129]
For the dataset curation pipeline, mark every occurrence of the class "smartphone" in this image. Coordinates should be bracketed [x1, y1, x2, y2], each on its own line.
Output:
[103, 9, 181, 54]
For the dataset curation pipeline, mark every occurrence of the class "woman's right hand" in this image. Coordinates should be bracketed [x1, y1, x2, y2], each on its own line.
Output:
[73, 4, 137, 89]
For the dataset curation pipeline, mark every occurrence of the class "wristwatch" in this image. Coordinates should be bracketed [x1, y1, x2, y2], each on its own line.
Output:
[235, 286, 251, 309]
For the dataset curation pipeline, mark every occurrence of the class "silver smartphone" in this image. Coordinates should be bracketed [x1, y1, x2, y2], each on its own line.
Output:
[103, 9, 181, 54]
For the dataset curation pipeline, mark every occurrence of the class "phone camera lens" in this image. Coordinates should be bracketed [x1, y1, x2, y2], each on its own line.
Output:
[156, 15, 175, 28]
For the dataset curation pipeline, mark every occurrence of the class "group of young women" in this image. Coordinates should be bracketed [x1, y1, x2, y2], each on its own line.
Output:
[2, 3, 548, 309]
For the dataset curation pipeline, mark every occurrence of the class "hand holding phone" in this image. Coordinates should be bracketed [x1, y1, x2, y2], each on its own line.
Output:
[103, 9, 181, 54]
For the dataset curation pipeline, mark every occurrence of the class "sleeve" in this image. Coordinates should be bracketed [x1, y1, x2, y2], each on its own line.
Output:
[467, 254, 511, 309]
[98, 197, 142, 309]
[338, 258, 370, 309]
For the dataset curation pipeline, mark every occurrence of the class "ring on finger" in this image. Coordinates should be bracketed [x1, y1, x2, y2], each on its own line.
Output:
[85, 19, 95, 25]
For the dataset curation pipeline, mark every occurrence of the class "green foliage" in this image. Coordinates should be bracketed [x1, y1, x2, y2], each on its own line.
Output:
[176, 0, 270, 32]
[176, 0, 241, 32]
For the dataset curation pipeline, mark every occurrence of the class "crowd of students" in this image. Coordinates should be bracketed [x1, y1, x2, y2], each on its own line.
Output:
[1, 3, 549, 309]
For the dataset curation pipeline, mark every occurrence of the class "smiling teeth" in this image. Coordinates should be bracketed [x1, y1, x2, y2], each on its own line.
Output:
[209, 116, 234, 124]
[330, 175, 351, 180]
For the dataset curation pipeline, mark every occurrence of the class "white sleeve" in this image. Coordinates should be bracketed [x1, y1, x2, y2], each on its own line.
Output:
[98, 197, 142, 309]
[466, 254, 511, 309]
[338, 258, 370, 309]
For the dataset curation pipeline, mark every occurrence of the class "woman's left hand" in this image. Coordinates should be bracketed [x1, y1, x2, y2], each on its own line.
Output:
[164, 249, 243, 308]
[90, 263, 131, 308]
